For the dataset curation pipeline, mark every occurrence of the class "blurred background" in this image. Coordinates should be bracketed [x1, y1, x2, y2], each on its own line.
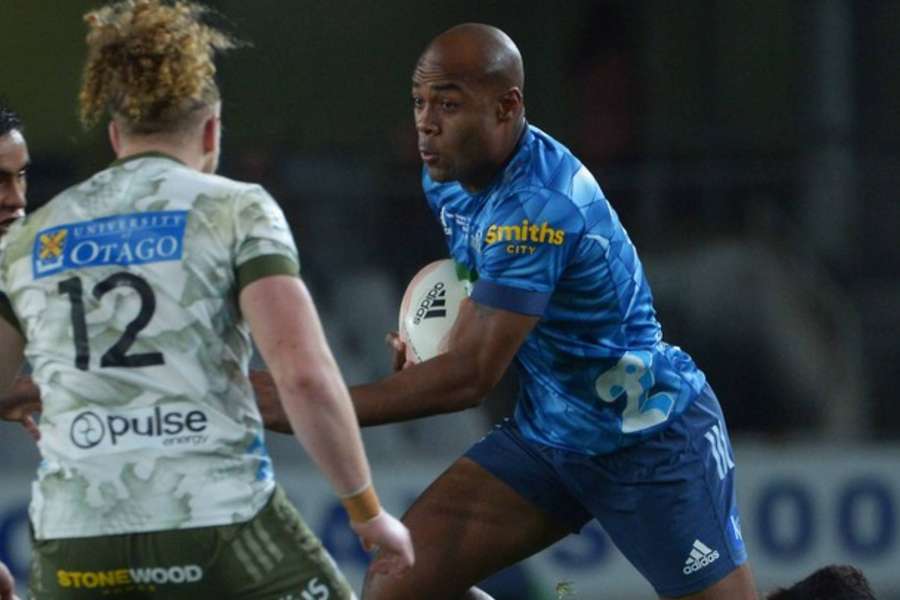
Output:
[1, 0, 898, 598]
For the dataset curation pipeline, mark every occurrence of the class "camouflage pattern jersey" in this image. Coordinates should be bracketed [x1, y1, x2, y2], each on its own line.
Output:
[0, 153, 299, 540]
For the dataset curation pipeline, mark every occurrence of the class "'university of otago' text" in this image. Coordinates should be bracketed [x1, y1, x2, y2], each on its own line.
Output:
[32, 210, 188, 279]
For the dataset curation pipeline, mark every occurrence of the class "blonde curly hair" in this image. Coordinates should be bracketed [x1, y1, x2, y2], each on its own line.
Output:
[80, 0, 237, 133]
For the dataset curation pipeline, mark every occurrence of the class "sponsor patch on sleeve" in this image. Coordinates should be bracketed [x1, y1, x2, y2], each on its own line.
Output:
[33, 211, 188, 279]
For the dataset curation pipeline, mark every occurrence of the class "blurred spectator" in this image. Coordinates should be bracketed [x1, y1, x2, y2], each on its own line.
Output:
[568, 2, 641, 165]
[645, 210, 864, 437]
[766, 564, 876, 600]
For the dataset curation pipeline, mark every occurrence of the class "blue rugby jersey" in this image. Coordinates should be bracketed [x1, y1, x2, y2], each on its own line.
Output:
[423, 124, 708, 454]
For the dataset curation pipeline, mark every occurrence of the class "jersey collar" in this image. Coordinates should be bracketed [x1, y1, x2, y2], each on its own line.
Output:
[110, 151, 186, 168]
[468, 121, 532, 199]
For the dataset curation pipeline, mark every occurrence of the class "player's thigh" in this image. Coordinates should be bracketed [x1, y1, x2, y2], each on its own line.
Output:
[216, 485, 355, 600]
[363, 457, 571, 600]
[570, 386, 752, 598]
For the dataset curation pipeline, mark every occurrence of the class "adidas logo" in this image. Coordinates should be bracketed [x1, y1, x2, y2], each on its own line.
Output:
[423, 288, 447, 319]
[682, 539, 720, 575]
[413, 283, 448, 324]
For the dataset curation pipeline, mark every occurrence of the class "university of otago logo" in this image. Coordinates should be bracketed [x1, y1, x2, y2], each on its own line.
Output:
[32, 211, 188, 279]
[35, 228, 69, 274]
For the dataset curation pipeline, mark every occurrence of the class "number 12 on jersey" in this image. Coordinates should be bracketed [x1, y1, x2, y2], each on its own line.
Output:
[58, 271, 165, 370]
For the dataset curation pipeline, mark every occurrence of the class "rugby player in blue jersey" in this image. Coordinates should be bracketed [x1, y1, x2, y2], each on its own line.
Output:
[352, 23, 757, 600]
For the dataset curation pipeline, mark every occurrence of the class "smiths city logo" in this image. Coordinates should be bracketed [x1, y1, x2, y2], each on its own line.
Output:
[33, 211, 188, 279]
[413, 282, 447, 324]
[484, 220, 565, 255]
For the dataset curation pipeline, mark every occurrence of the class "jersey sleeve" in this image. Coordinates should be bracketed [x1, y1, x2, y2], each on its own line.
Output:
[232, 186, 300, 292]
[471, 188, 583, 316]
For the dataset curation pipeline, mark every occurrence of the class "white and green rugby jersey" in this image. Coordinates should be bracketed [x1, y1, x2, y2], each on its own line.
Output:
[0, 153, 299, 540]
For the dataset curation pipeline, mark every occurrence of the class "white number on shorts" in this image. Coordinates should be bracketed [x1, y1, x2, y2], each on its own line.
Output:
[301, 577, 330, 600]
[705, 424, 735, 480]
[594, 351, 674, 433]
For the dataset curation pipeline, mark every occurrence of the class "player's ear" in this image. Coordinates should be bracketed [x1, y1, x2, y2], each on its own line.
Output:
[108, 120, 121, 155]
[202, 114, 220, 155]
[496, 87, 523, 122]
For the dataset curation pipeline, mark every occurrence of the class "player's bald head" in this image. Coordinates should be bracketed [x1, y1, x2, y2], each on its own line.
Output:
[416, 23, 524, 93]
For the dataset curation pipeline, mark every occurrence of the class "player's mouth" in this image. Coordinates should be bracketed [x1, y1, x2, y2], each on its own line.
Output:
[419, 149, 439, 165]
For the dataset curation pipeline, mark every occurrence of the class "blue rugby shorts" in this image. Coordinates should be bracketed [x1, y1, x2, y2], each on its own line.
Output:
[465, 385, 748, 597]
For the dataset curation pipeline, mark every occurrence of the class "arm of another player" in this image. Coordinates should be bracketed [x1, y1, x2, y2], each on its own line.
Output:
[0, 375, 41, 441]
[249, 368, 292, 434]
[250, 299, 537, 428]
[250, 329, 412, 433]
[0, 317, 25, 396]
[351, 296, 538, 426]
[249, 327, 413, 433]
[0, 293, 37, 440]
[240, 275, 414, 575]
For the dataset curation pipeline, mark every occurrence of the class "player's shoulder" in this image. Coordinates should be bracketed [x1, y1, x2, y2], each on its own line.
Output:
[154, 162, 266, 201]
[510, 125, 601, 199]
[497, 125, 611, 229]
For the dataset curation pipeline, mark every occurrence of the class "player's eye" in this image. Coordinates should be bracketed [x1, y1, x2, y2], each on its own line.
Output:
[441, 100, 459, 112]
[16, 169, 27, 182]
[412, 96, 424, 109]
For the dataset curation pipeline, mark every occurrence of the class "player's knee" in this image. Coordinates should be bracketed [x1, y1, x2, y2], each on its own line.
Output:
[361, 566, 404, 600]
[363, 565, 456, 600]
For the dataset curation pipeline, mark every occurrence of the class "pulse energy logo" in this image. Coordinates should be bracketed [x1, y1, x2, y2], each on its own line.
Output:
[69, 406, 208, 450]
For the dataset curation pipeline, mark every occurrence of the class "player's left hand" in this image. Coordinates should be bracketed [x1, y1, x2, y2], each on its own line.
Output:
[350, 509, 415, 577]
[385, 332, 414, 372]
[0, 375, 41, 442]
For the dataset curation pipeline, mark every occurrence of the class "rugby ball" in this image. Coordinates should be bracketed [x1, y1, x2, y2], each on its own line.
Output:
[398, 259, 469, 364]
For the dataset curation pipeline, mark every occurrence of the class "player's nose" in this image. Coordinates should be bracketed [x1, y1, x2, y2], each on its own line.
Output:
[415, 106, 439, 136]
[1, 183, 26, 213]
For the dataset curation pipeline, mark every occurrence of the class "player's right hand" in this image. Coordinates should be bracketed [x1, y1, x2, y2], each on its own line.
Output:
[0, 560, 21, 600]
[385, 332, 413, 372]
[350, 510, 414, 577]
[0, 375, 41, 442]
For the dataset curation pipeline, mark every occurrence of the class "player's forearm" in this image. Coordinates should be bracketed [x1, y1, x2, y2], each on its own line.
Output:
[279, 370, 373, 496]
[0, 320, 25, 394]
[252, 345, 496, 431]
[351, 350, 490, 427]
